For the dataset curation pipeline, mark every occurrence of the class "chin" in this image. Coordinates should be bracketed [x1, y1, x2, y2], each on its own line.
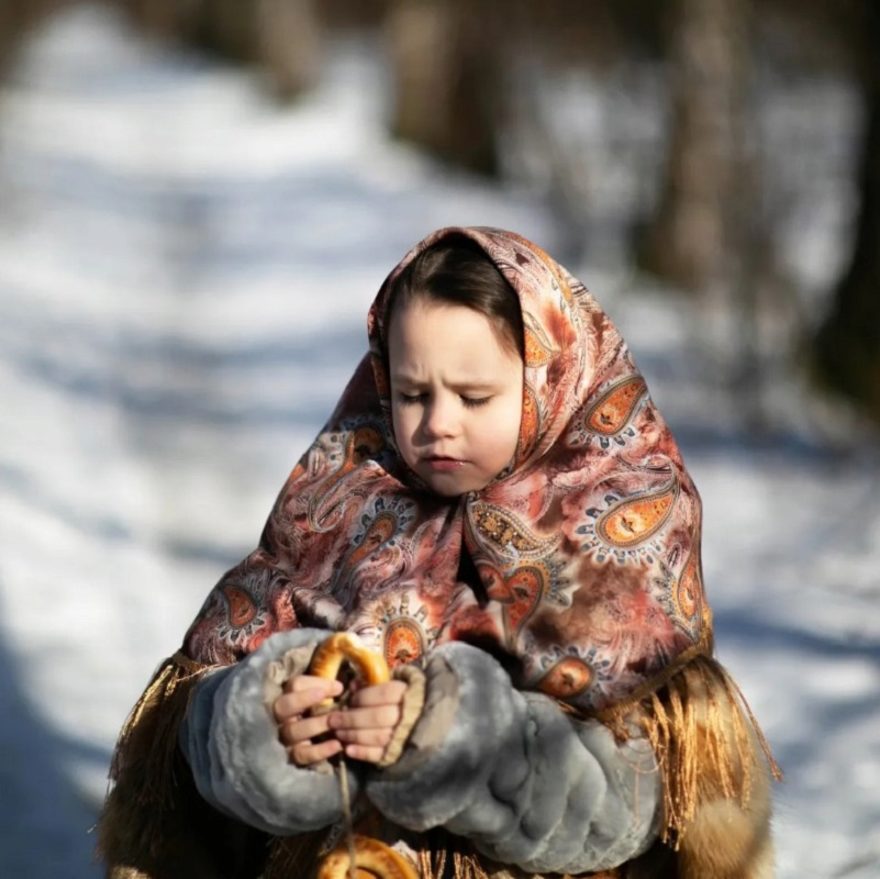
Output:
[425, 480, 467, 498]
[424, 475, 490, 497]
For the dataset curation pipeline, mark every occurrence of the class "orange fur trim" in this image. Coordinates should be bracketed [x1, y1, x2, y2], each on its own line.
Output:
[602, 655, 781, 854]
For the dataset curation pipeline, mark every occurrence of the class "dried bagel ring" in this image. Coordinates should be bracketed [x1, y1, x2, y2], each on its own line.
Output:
[309, 632, 391, 707]
[315, 834, 418, 879]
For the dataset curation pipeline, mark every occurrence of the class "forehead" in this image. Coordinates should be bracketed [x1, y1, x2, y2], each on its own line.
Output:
[387, 298, 518, 375]
[389, 296, 500, 337]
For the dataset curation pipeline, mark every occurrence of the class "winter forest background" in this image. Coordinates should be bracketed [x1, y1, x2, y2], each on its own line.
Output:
[0, 1, 878, 876]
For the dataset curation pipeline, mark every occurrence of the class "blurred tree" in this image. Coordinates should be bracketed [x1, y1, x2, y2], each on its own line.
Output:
[634, 0, 775, 428]
[256, 0, 321, 100]
[814, 2, 880, 423]
[0, 1, 20, 76]
[122, 0, 321, 101]
[386, 0, 501, 177]
[0, 0, 65, 79]
[638, 0, 755, 295]
[317, 0, 386, 30]
[501, 0, 658, 261]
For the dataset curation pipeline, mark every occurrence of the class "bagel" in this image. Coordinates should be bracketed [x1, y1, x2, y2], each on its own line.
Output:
[309, 633, 390, 708]
[315, 835, 418, 879]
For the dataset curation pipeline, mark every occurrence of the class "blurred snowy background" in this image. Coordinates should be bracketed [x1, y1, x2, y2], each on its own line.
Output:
[0, 2, 878, 877]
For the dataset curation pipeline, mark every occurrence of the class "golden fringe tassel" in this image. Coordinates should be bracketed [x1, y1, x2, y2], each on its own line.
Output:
[602, 655, 781, 851]
[413, 836, 622, 879]
[418, 846, 502, 879]
[96, 652, 218, 874]
[265, 831, 332, 879]
[110, 652, 207, 804]
[417, 848, 490, 879]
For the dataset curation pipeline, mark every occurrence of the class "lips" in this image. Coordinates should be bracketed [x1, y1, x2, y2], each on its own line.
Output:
[423, 455, 465, 471]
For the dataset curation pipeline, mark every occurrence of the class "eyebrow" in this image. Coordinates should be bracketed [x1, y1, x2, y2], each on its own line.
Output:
[391, 374, 498, 392]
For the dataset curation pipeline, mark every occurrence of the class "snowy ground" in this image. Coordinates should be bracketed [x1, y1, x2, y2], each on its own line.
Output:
[0, 5, 877, 877]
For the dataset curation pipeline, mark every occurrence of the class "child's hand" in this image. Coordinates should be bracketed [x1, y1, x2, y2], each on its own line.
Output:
[327, 680, 408, 764]
[273, 674, 344, 766]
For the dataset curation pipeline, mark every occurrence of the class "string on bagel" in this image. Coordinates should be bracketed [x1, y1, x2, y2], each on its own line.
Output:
[308, 635, 416, 879]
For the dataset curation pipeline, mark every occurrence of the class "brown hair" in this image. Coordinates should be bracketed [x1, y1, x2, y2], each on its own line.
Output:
[384, 235, 525, 358]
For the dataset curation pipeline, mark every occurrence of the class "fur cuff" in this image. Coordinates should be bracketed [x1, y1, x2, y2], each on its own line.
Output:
[181, 628, 363, 835]
[263, 642, 319, 701]
[261, 642, 336, 775]
[377, 664, 427, 768]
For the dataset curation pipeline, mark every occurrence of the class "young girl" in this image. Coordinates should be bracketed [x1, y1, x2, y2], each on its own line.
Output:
[98, 227, 779, 879]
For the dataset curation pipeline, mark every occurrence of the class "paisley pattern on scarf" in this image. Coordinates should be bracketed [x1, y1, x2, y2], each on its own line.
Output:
[567, 375, 648, 449]
[183, 227, 709, 712]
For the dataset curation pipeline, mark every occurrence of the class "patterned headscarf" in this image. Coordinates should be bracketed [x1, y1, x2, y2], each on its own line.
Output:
[184, 227, 711, 713]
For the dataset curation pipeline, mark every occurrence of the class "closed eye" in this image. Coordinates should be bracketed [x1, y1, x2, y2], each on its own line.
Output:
[461, 396, 491, 408]
[397, 392, 427, 405]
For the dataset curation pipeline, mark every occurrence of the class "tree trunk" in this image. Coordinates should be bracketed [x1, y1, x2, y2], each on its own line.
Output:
[123, 0, 320, 101]
[814, 3, 880, 423]
[385, 0, 502, 177]
[0, 1, 19, 77]
[0, 0, 63, 79]
[639, 0, 752, 294]
[255, 0, 321, 101]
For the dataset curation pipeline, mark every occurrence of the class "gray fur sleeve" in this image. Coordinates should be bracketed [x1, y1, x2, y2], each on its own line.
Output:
[365, 641, 661, 874]
[179, 628, 361, 836]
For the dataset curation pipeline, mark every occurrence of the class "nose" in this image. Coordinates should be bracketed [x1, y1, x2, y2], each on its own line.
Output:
[422, 396, 458, 439]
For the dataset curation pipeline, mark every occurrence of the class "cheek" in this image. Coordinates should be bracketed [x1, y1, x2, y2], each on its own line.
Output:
[483, 395, 522, 463]
[390, 406, 415, 458]
[390, 406, 404, 445]
[503, 392, 524, 450]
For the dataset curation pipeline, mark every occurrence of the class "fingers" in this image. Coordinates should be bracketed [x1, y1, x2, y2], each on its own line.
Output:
[348, 680, 407, 708]
[279, 709, 343, 766]
[337, 742, 387, 763]
[327, 681, 407, 763]
[334, 725, 393, 764]
[330, 705, 394, 762]
[273, 677, 408, 766]
[329, 703, 402, 732]
[273, 676, 343, 724]
[330, 680, 406, 735]
[273, 675, 345, 767]
[287, 736, 343, 767]
[279, 712, 332, 746]
[283, 673, 344, 697]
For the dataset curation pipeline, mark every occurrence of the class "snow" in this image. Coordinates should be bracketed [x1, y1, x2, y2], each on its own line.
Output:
[0, 4, 877, 877]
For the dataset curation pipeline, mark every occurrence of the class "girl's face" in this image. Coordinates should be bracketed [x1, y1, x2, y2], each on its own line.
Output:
[388, 297, 524, 497]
